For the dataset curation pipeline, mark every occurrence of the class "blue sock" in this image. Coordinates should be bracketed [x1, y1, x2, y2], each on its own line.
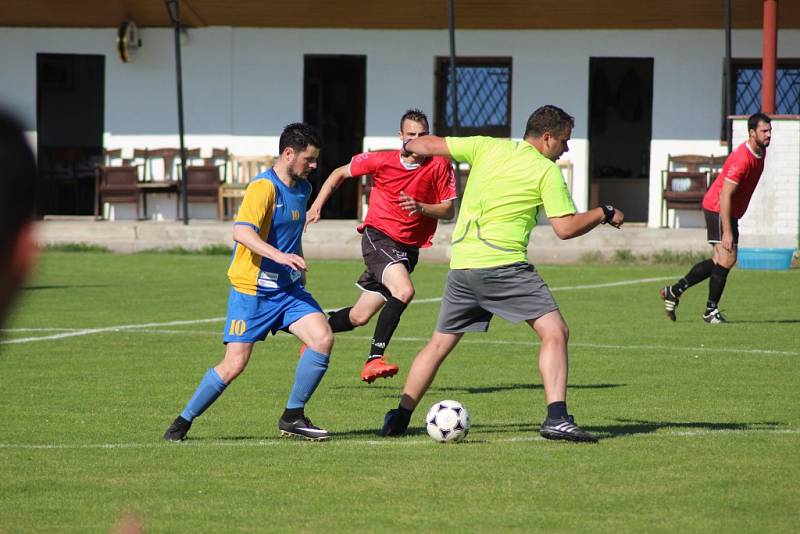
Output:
[180, 368, 227, 422]
[287, 348, 329, 409]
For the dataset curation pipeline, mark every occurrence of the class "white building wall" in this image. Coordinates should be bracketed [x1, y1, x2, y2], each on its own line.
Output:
[1, 26, 798, 222]
[733, 117, 800, 248]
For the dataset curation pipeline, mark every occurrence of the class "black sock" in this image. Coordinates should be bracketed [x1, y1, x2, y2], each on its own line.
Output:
[397, 404, 413, 422]
[369, 296, 407, 360]
[672, 258, 714, 297]
[281, 407, 304, 421]
[327, 307, 355, 333]
[547, 401, 568, 420]
[707, 263, 730, 311]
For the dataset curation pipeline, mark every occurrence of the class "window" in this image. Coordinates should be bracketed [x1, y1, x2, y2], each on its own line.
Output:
[732, 59, 800, 115]
[434, 57, 512, 137]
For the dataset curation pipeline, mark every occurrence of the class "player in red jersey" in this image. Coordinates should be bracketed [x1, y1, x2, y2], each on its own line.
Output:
[306, 109, 457, 382]
[660, 112, 772, 323]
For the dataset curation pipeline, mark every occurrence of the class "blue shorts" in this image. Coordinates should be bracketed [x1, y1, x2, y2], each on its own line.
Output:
[223, 284, 323, 344]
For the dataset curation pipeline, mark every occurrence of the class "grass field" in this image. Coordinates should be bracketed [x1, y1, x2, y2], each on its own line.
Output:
[1, 252, 798, 532]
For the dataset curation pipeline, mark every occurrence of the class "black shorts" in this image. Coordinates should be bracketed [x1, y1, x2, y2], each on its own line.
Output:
[356, 226, 419, 300]
[704, 209, 739, 245]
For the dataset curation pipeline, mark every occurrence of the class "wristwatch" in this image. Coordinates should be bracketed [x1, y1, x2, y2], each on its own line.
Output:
[600, 205, 615, 224]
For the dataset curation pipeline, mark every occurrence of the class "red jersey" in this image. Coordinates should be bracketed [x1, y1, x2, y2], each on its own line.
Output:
[349, 150, 457, 248]
[702, 142, 765, 219]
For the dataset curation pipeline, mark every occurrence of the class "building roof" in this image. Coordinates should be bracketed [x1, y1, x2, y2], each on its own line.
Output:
[3, 0, 799, 30]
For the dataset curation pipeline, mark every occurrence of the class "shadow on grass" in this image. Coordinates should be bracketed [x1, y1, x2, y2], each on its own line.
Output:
[328, 383, 625, 396]
[22, 284, 111, 291]
[728, 319, 800, 324]
[592, 418, 783, 439]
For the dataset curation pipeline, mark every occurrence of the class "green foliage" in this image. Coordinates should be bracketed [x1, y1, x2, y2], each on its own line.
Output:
[612, 248, 638, 263]
[136, 244, 233, 255]
[2, 255, 798, 532]
[579, 251, 605, 264]
[651, 249, 709, 265]
[43, 242, 111, 253]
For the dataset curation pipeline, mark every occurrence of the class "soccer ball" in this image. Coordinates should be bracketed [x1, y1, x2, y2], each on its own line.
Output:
[425, 400, 471, 443]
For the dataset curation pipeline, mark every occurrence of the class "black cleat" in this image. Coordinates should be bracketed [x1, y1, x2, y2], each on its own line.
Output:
[380, 408, 410, 437]
[702, 308, 728, 324]
[163, 415, 192, 442]
[540, 415, 598, 443]
[659, 286, 679, 321]
[278, 416, 330, 441]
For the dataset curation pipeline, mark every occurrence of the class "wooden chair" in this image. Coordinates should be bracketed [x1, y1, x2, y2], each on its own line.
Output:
[661, 154, 714, 227]
[220, 155, 273, 219]
[94, 165, 141, 219]
[185, 164, 222, 218]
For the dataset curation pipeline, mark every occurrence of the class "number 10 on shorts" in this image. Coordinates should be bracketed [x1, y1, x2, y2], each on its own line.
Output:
[229, 319, 247, 336]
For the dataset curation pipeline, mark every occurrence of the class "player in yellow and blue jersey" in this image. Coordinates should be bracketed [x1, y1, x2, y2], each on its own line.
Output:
[164, 123, 335, 441]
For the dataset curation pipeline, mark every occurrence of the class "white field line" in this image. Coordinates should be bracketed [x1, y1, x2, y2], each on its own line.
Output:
[0, 426, 797, 451]
[115, 329, 799, 357]
[2, 275, 674, 345]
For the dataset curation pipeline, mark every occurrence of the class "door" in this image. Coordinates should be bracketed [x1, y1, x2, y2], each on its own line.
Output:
[303, 55, 366, 219]
[37, 53, 105, 216]
[588, 57, 653, 222]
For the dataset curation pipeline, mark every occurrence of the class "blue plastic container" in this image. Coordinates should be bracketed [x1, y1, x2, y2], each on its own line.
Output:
[737, 248, 795, 270]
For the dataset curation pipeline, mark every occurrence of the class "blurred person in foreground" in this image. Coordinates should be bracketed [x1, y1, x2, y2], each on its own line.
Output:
[0, 109, 38, 330]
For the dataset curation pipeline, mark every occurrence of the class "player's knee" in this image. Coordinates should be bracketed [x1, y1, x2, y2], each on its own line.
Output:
[542, 322, 569, 346]
[349, 309, 372, 327]
[307, 327, 334, 354]
[392, 286, 415, 303]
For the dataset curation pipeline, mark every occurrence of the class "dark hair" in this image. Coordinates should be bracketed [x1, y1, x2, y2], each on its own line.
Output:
[0, 110, 38, 257]
[524, 105, 575, 139]
[400, 109, 429, 131]
[278, 123, 322, 154]
[748, 112, 771, 132]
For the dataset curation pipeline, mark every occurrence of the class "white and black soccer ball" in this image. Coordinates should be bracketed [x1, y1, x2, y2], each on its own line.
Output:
[425, 400, 470, 443]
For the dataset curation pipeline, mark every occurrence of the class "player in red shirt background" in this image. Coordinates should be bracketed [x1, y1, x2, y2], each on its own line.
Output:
[660, 112, 772, 323]
[306, 109, 457, 381]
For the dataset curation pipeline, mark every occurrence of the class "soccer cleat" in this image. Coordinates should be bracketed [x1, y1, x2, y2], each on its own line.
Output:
[163, 415, 192, 442]
[278, 416, 330, 441]
[298, 344, 307, 357]
[659, 286, 680, 321]
[539, 415, 598, 443]
[380, 408, 410, 437]
[703, 308, 728, 324]
[361, 357, 400, 383]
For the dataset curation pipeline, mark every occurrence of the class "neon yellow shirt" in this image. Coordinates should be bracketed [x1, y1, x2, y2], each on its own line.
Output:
[446, 136, 576, 269]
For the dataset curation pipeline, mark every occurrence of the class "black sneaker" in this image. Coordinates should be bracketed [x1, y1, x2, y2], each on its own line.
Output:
[539, 415, 598, 443]
[379, 408, 410, 437]
[702, 308, 728, 324]
[163, 415, 191, 442]
[659, 286, 679, 321]
[278, 416, 330, 441]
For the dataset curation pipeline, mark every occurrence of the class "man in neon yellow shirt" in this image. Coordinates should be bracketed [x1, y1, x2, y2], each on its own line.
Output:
[380, 105, 624, 443]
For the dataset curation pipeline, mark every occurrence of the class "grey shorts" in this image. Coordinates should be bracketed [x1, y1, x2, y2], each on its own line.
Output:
[435, 262, 559, 333]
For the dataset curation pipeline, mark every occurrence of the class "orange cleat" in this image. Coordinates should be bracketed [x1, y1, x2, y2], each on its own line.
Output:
[361, 357, 400, 383]
[298, 344, 307, 357]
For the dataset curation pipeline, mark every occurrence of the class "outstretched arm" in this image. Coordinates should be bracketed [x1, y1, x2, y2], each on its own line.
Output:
[549, 206, 624, 240]
[305, 164, 352, 231]
[403, 136, 452, 158]
[397, 193, 455, 220]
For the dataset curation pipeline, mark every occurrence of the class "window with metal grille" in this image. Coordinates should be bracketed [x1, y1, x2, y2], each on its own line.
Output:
[722, 59, 800, 139]
[434, 57, 512, 137]
[733, 61, 800, 114]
